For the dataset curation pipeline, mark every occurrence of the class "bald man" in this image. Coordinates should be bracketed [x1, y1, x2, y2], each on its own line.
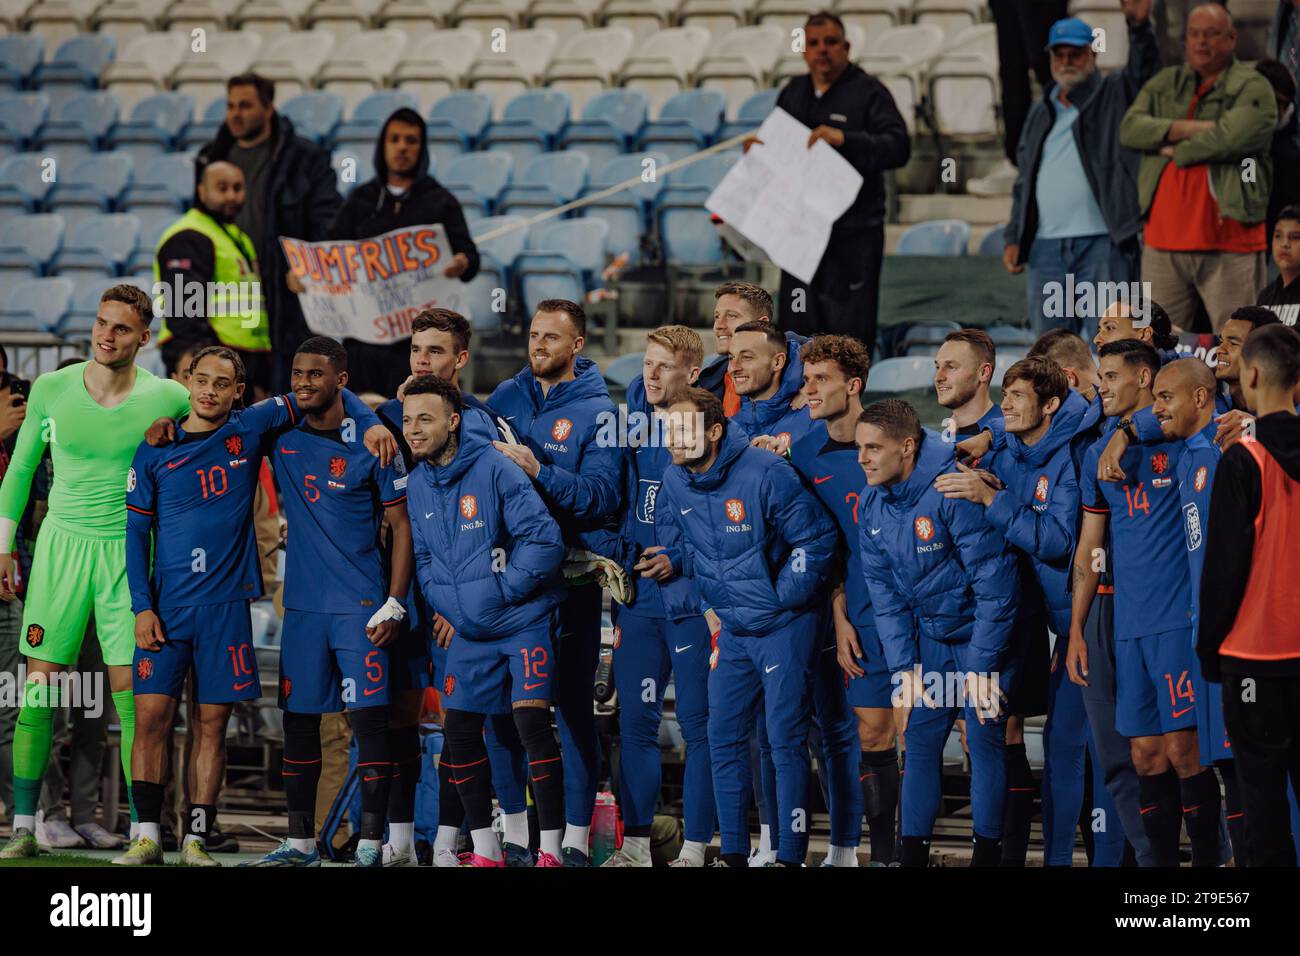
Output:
[1119, 2, 1277, 333]
[153, 160, 273, 396]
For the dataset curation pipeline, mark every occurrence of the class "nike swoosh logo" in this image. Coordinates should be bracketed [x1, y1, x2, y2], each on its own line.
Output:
[870, 528, 881, 535]
[680, 507, 692, 515]
[280, 448, 300, 454]
[363, 685, 386, 696]
[425, 511, 435, 519]
[1172, 706, 1193, 718]
[765, 664, 780, 674]
[448, 776, 475, 785]
[674, 644, 693, 653]
[233, 680, 255, 690]
[524, 681, 546, 690]
[814, 475, 832, 484]
[166, 457, 192, 469]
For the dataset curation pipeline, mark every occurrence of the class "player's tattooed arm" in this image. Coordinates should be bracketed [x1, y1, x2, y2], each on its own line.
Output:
[1066, 511, 1107, 687]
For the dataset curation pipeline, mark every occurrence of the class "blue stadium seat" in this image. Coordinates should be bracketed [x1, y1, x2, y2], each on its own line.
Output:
[31, 35, 117, 108]
[0, 152, 57, 214]
[517, 218, 608, 314]
[898, 321, 960, 357]
[332, 90, 422, 155]
[498, 150, 589, 216]
[281, 91, 345, 146]
[578, 152, 666, 266]
[126, 207, 177, 275]
[0, 213, 65, 281]
[49, 213, 141, 278]
[331, 147, 377, 196]
[427, 92, 493, 171]
[107, 92, 195, 163]
[559, 89, 649, 168]
[0, 92, 51, 155]
[718, 88, 778, 141]
[0, 36, 45, 92]
[896, 219, 971, 256]
[864, 356, 936, 392]
[515, 252, 587, 316]
[638, 89, 726, 162]
[0, 277, 74, 334]
[44, 152, 135, 231]
[61, 275, 151, 338]
[442, 150, 513, 217]
[480, 89, 571, 165]
[35, 90, 120, 167]
[121, 153, 193, 211]
[987, 325, 1037, 347]
[992, 348, 1030, 388]
[472, 214, 529, 281]
[977, 223, 1007, 257]
[653, 151, 738, 265]
[527, 219, 607, 274]
[603, 351, 644, 390]
[181, 96, 227, 151]
[460, 269, 503, 335]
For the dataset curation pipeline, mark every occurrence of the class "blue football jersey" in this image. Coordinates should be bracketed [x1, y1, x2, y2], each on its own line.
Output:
[273, 425, 408, 614]
[1177, 428, 1219, 635]
[126, 395, 297, 613]
[1080, 422, 1189, 640]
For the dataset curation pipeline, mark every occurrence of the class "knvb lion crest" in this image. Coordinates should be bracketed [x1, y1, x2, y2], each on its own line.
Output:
[725, 498, 745, 523]
[443, 674, 456, 696]
[225, 435, 243, 457]
[1035, 475, 1049, 502]
[25, 624, 43, 647]
[1193, 466, 1208, 492]
[915, 516, 935, 542]
[1151, 452, 1169, 476]
[551, 418, 573, 442]
[329, 456, 347, 479]
[136, 658, 153, 680]
[460, 495, 478, 519]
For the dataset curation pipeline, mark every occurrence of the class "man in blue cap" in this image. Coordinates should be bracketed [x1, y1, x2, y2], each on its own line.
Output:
[1002, 0, 1160, 338]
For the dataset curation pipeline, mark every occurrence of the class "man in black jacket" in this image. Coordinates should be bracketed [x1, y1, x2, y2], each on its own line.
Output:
[197, 73, 342, 393]
[328, 108, 480, 396]
[765, 11, 910, 356]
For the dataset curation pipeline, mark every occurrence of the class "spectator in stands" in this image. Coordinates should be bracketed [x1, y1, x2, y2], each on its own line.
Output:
[1119, 3, 1277, 333]
[699, 282, 772, 416]
[760, 11, 909, 356]
[153, 160, 272, 397]
[970, 0, 1068, 197]
[1257, 204, 1300, 320]
[327, 108, 479, 396]
[1255, 59, 1300, 235]
[1003, 4, 1160, 338]
[1266, 0, 1300, 145]
[198, 73, 342, 392]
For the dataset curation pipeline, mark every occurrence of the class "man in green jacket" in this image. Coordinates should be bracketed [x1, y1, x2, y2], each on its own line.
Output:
[1119, 2, 1277, 333]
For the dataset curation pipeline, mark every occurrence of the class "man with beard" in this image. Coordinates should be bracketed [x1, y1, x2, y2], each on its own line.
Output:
[154, 160, 271, 395]
[328, 109, 480, 396]
[935, 329, 1002, 439]
[730, 321, 820, 453]
[698, 282, 772, 417]
[1002, 4, 1160, 337]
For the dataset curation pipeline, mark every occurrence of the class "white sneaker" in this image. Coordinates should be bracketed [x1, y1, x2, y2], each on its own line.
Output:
[432, 847, 461, 868]
[965, 158, 1018, 197]
[667, 855, 704, 867]
[382, 843, 417, 867]
[600, 848, 650, 867]
[748, 847, 777, 867]
[40, 816, 86, 849]
[74, 822, 126, 849]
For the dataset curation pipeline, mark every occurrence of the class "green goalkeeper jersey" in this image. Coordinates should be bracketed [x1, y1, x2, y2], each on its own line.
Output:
[0, 363, 191, 540]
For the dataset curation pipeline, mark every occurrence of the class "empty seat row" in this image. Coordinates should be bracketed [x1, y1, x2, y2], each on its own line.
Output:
[0, 211, 167, 281]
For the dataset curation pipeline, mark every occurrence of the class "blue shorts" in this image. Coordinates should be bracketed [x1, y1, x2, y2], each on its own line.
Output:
[843, 619, 892, 709]
[441, 616, 555, 715]
[390, 619, 431, 694]
[279, 609, 390, 713]
[1191, 668, 1232, 765]
[133, 600, 259, 704]
[1116, 628, 1199, 738]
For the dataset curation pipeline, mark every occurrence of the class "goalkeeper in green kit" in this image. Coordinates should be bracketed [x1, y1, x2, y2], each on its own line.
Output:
[0, 285, 191, 858]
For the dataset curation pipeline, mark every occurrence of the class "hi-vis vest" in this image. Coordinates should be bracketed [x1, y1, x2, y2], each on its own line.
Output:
[154, 208, 270, 352]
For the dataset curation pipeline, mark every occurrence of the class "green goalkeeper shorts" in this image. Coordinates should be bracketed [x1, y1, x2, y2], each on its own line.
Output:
[20, 521, 134, 667]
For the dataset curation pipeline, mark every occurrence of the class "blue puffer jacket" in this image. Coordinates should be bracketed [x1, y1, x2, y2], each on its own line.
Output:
[487, 356, 624, 553]
[615, 374, 700, 621]
[732, 331, 824, 447]
[406, 411, 565, 641]
[657, 424, 836, 637]
[985, 389, 1089, 635]
[858, 429, 1020, 674]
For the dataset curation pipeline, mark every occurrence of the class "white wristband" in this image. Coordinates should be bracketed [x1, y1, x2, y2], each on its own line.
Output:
[0, 517, 15, 553]
[366, 595, 406, 629]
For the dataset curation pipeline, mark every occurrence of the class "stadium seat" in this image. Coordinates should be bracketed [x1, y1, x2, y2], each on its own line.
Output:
[171, 30, 264, 109]
[619, 26, 712, 116]
[466, 28, 560, 118]
[637, 89, 726, 162]
[181, 94, 227, 150]
[0, 35, 45, 91]
[858, 22, 944, 73]
[31, 34, 117, 110]
[0, 276, 74, 333]
[991, 347, 1029, 388]
[977, 223, 1006, 257]
[101, 30, 188, 116]
[718, 88, 778, 141]
[498, 150, 589, 215]
[928, 23, 999, 141]
[377, 0, 457, 40]
[24, 0, 101, 49]
[331, 89, 421, 155]
[912, 0, 984, 38]
[460, 268, 503, 333]
[578, 151, 667, 266]
[602, 350, 644, 389]
[472, 213, 528, 274]
[106, 91, 194, 162]
[305, 0, 385, 40]
[679, 0, 747, 40]
[558, 88, 648, 168]
[280, 90, 345, 145]
[62, 274, 151, 337]
[599, 0, 674, 45]
[45, 151, 135, 229]
[695, 24, 785, 117]
[92, 0, 173, 47]
[318, 29, 410, 114]
[330, 146, 376, 195]
[393, 28, 483, 112]
[896, 219, 971, 256]
[987, 325, 1036, 348]
[541, 26, 635, 118]
[654, 150, 737, 264]
[121, 152, 194, 210]
[426, 90, 493, 170]
[864, 356, 935, 392]
[160, 0, 242, 33]
[49, 212, 141, 278]
[125, 205, 174, 273]
[233, 0, 315, 43]
[34, 89, 120, 167]
[250, 29, 337, 103]
[898, 321, 960, 356]
[516, 232, 604, 316]
[527, 0, 600, 44]
[0, 152, 56, 214]
[0, 212, 65, 281]
[836, 0, 903, 41]
[479, 89, 571, 165]
[441, 150, 513, 216]
[0, 92, 51, 154]
[451, 0, 530, 40]
[752, 0, 823, 33]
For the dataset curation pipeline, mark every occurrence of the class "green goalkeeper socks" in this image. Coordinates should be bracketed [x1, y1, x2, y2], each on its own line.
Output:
[112, 689, 138, 822]
[12, 680, 59, 817]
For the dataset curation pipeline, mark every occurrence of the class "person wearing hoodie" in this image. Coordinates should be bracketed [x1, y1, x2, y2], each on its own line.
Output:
[936, 357, 1125, 867]
[197, 73, 342, 393]
[328, 108, 481, 397]
[729, 321, 821, 452]
[656, 387, 836, 867]
[1199, 323, 1300, 865]
[855, 400, 1020, 867]
[402, 375, 568, 867]
[486, 298, 623, 866]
